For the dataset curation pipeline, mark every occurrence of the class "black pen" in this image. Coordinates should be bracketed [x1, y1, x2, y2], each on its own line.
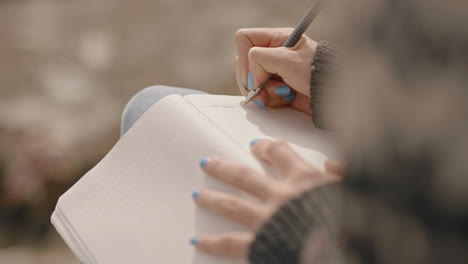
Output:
[244, 0, 322, 105]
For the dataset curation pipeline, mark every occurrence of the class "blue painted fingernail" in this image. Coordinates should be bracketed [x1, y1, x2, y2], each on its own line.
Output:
[248, 72, 254, 90]
[190, 237, 199, 246]
[275, 85, 291, 95]
[284, 93, 296, 102]
[254, 100, 265, 108]
[192, 190, 200, 200]
[250, 139, 261, 146]
[199, 157, 210, 168]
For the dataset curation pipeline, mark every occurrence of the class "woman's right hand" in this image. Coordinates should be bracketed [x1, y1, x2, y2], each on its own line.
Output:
[234, 28, 318, 115]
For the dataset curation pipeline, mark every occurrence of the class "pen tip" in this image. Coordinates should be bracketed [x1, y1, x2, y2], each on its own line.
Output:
[244, 89, 259, 105]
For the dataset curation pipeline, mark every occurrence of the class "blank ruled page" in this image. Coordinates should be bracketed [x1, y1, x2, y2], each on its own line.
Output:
[55, 95, 256, 264]
[186, 94, 337, 170]
[53, 94, 337, 264]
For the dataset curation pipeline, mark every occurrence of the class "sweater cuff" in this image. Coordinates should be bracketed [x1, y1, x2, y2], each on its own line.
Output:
[310, 41, 341, 129]
[248, 184, 341, 264]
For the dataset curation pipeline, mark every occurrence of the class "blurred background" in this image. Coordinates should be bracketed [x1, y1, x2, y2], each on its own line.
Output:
[0, 0, 337, 262]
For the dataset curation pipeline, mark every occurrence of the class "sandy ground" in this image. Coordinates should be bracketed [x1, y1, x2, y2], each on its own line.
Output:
[0, 0, 336, 262]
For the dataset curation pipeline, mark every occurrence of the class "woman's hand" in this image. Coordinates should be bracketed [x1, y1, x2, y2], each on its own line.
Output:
[191, 139, 343, 259]
[235, 28, 318, 115]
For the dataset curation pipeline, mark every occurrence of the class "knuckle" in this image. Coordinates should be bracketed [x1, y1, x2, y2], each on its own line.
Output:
[289, 165, 325, 189]
[265, 140, 288, 156]
[222, 199, 242, 218]
[248, 47, 261, 60]
[263, 141, 276, 154]
[271, 184, 296, 203]
[218, 235, 237, 251]
[273, 29, 293, 43]
[235, 28, 248, 40]
[294, 165, 317, 179]
[233, 166, 254, 183]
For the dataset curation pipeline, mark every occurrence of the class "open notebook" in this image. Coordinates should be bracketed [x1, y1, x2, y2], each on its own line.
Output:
[52, 94, 336, 264]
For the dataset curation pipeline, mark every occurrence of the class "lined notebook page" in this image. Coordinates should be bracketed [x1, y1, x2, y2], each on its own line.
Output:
[56, 95, 261, 264]
[54, 94, 336, 264]
[186, 94, 337, 170]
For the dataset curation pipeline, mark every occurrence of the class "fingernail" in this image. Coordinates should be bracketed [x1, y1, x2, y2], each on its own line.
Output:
[284, 93, 296, 102]
[275, 85, 291, 95]
[248, 72, 254, 90]
[192, 190, 200, 200]
[199, 157, 210, 168]
[250, 139, 261, 146]
[254, 100, 265, 108]
[190, 237, 199, 246]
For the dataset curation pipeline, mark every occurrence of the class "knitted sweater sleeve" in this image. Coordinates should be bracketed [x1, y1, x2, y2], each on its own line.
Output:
[309, 41, 341, 129]
[248, 184, 343, 264]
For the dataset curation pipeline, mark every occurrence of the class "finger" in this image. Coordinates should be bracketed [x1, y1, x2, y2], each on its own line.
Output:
[201, 157, 275, 201]
[325, 160, 346, 179]
[264, 93, 296, 108]
[235, 56, 248, 96]
[265, 81, 290, 98]
[249, 88, 270, 109]
[290, 93, 312, 115]
[247, 47, 290, 108]
[235, 28, 294, 85]
[261, 81, 298, 108]
[268, 96, 296, 109]
[194, 232, 254, 259]
[250, 139, 321, 178]
[254, 80, 294, 108]
[248, 46, 296, 90]
[194, 189, 267, 229]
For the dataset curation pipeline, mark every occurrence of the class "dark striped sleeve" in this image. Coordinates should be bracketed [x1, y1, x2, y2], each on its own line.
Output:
[310, 41, 341, 129]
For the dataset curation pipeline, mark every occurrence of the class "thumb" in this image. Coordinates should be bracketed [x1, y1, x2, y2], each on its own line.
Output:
[248, 46, 294, 90]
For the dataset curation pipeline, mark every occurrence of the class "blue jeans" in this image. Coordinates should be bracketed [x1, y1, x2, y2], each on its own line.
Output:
[120, 85, 206, 136]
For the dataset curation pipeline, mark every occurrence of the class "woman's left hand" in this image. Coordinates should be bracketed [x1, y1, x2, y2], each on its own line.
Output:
[191, 139, 344, 259]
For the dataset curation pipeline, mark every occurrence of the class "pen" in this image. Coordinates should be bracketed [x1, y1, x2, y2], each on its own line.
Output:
[244, 0, 322, 105]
